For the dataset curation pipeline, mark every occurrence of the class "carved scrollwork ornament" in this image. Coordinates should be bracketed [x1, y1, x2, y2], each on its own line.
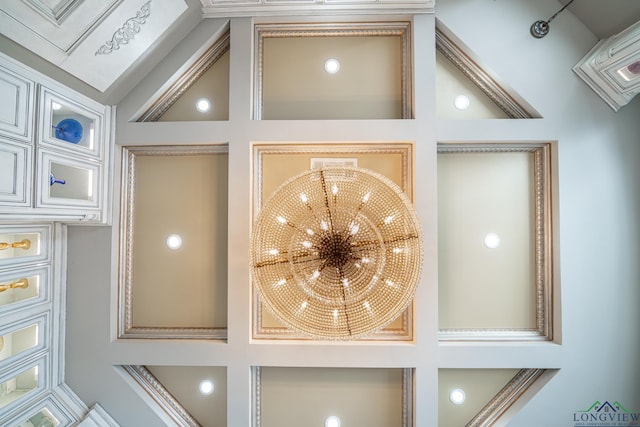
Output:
[95, 1, 151, 56]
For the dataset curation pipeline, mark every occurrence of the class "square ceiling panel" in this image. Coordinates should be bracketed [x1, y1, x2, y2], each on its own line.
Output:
[255, 23, 412, 120]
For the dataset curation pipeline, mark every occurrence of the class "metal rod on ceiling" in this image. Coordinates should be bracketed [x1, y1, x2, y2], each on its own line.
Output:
[531, 0, 576, 38]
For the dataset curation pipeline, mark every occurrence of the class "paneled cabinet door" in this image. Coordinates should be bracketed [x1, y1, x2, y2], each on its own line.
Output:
[0, 140, 32, 206]
[0, 64, 34, 143]
[38, 86, 104, 160]
[36, 149, 101, 211]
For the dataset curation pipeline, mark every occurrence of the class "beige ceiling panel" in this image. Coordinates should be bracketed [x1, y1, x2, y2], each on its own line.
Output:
[437, 144, 554, 341]
[145, 365, 227, 427]
[256, 367, 410, 427]
[255, 23, 412, 120]
[439, 368, 550, 427]
[119, 145, 228, 339]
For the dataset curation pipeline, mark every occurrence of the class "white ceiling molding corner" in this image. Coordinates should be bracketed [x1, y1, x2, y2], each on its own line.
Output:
[0, 0, 189, 92]
[573, 21, 640, 111]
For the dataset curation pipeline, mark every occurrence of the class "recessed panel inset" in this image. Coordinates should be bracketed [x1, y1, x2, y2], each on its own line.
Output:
[0, 234, 40, 262]
[255, 367, 411, 427]
[37, 150, 101, 210]
[253, 143, 414, 340]
[0, 65, 33, 142]
[0, 366, 39, 410]
[18, 408, 60, 427]
[0, 141, 32, 205]
[0, 269, 44, 311]
[256, 23, 412, 120]
[49, 162, 93, 201]
[0, 324, 39, 364]
[120, 146, 228, 339]
[0, 225, 50, 269]
[437, 144, 553, 340]
[40, 87, 103, 159]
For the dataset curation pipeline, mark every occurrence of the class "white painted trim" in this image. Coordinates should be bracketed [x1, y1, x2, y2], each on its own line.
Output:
[78, 403, 120, 427]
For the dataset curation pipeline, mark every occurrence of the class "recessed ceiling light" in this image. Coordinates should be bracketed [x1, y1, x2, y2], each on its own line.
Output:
[483, 233, 501, 249]
[454, 95, 470, 110]
[449, 388, 466, 405]
[199, 379, 214, 395]
[196, 98, 211, 112]
[325, 415, 341, 427]
[166, 234, 182, 249]
[324, 58, 340, 74]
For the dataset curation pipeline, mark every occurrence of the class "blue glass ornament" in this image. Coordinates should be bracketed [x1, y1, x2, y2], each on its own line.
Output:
[49, 173, 66, 186]
[53, 118, 83, 144]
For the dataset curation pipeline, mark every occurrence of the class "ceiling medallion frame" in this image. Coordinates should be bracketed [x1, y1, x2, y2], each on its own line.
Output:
[251, 166, 423, 340]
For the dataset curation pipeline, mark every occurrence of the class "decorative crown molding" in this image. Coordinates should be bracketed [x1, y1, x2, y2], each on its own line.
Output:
[121, 365, 200, 427]
[435, 25, 540, 119]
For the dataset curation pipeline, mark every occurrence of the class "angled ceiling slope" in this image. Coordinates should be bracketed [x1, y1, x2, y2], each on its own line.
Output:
[439, 369, 557, 427]
[436, 22, 541, 119]
[136, 27, 230, 122]
[123, 365, 227, 427]
[0, 0, 190, 92]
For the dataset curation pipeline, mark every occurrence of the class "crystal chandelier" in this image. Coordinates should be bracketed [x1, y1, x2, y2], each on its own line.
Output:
[251, 167, 423, 339]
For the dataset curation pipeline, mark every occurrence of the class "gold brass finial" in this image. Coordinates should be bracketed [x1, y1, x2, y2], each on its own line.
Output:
[0, 239, 31, 250]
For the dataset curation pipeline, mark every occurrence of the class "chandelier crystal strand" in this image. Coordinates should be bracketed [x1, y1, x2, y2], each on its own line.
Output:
[251, 167, 423, 339]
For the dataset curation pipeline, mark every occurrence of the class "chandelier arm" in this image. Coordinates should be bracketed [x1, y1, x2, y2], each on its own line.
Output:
[319, 170, 336, 233]
[349, 234, 420, 251]
[284, 219, 315, 237]
[337, 265, 353, 336]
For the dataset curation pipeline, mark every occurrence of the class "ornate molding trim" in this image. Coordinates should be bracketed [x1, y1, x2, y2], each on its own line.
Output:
[254, 22, 412, 120]
[138, 28, 231, 122]
[467, 369, 546, 426]
[121, 365, 200, 426]
[118, 145, 229, 340]
[436, 26, 540, 119]
[95, 1, 151, 56]
[202, 0, 434, 18]
[252, 143, 414, 341]
[437, 143, 554, 342]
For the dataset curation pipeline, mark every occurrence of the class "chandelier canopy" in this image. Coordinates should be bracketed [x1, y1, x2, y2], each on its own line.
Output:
[251, 167, 423, 339]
